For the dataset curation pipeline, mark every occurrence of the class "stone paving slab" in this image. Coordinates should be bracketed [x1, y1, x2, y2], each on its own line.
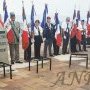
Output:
[0, 46, 90, 90]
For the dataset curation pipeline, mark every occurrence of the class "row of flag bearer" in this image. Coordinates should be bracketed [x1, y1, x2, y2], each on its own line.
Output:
[0, 12, 90, 64]
[0, 0, 90, 64]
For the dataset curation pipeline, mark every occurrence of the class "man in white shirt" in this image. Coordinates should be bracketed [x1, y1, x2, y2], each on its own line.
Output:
[33, 20, 43, 59]
[62, 17, 71, 54]
[79, 20, 87, 51]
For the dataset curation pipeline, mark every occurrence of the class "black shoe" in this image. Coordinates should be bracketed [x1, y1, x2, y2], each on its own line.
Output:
[57, 54, 60, 55]
[15, 61, 23, 63]
[84, 50, 88, 52]
[50, 54, 54, 57]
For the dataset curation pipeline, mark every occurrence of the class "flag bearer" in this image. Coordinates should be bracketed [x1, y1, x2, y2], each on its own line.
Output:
[6, 12, 22, 64]
[70, 21, 77, 53]
[62, 17, 71, 54]
[43, 16, 54, 58]
[78, 20, 87, 51]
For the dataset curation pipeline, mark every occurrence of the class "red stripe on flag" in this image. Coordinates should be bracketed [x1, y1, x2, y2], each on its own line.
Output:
[7, 29, 14, 44]
[56, 34, 62, 46]
[71, 24, 77, 38]
[76, 29, 82, 43]
[22, 31, 29, 50]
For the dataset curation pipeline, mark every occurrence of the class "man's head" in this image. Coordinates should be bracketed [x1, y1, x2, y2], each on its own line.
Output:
[10, 12, 15, 21]
[66, 17, 70, 23]
[35, 20, 40, 27]
[47, 16, 51, 23]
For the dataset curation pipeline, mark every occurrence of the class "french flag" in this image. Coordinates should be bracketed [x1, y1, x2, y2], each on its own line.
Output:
[77, 21, 82, 43]
[55, 25, 62, 46]
[54, 13, 62, 46]
[22, 1, 29, 50]
[3, 0, 8, 24]
[3, 0, 14, 44]
[6, 23, 14, 44]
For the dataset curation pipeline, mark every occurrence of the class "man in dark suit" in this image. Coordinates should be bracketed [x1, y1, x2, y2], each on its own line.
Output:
[43, 16, 54, 58]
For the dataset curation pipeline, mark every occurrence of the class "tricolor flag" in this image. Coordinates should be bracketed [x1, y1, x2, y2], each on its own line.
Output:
[71, 9, 77, 39]
[22, 1, 29, 50]
[76, 10, 82, 42]
[54, 13, 62, 46]
[6, 23, 15, 44]
[41, 4, 48, 29]
[71, 24, 77, 39]
[3, 0, 14, 44]
[31, 4, 35, 31]
[3, 0, 8, 23]
[77, 21, 82, 43]
[22, 1, 26, 22]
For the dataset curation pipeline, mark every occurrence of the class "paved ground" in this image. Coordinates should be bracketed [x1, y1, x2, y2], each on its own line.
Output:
[0, 45, 90, 90]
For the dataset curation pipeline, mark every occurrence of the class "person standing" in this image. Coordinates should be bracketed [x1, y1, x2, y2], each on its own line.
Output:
[78, 20, 87, 51]
[6, 12, 22, 64]
[70, 21, 77, 53]
[62, 17, 71, 54]
[33, 20, 43, 59]
[43, 16, 54, 58]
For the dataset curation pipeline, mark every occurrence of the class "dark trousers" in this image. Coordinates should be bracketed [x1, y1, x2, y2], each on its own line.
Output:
[9, 44, 19, 63]
[34, 36, 42, 59]
[70, 36, 77, 53]
[82, 35, 86, 51]
[24, 38, 31, 61]
[34, 44, 41, 59]
[44, 39, 53, 57]
[62, 37, 69, 54]
[78, 43, 81, 51]
[53, 38, 59, 55]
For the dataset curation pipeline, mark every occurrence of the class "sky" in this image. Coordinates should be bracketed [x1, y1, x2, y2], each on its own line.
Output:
[0, 0, 90, 23]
